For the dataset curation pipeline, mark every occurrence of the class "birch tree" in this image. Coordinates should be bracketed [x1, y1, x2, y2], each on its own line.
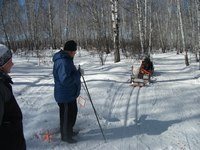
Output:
[144, 0, 147, 43]
[156, 12, 165, 53]
[48, 0, 55, 48]
[177, 0, 189, 66]
[148, 1, 152, 55]
[197, 0, 200, 51]
[196, 0, 200, 65]
[111, 0, 120, 63]
[188, 0, 199, 62]
[136, 0, 144, 56]
[63, 0, 70, 42]
[25, 0, 34, 50]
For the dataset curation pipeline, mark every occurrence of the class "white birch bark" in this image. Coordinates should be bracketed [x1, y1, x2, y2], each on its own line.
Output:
[110, 0, 120, 62]
[144, 0, 147, 42]
[177, 0, 189, 66]
[156, 12, 165, 53]
[176, 4, 181, 54]
[188, 0, 195, 48]
[148, 2, 152, 55]
[65, 0, 70, 40]
[196, 0, 200, 66]
[136, 0, 144, 56]
[188, 0, 198, 62]
[167, 0, 173, 49]
[25, 0, 34, 50]
[48, 0, 54, 48]
[196, 0, 200, 50]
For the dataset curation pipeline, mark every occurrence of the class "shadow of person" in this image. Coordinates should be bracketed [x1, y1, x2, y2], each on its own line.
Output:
[136, 115, 182, 135]
[78, 115, 182, 141]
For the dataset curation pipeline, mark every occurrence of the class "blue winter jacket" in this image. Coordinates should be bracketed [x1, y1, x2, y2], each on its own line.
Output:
[53, 50, 81, 103]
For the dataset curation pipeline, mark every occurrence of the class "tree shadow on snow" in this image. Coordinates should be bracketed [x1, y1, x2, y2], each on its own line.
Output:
[156, 77, 196, 83]
[79, 115, 182, 141]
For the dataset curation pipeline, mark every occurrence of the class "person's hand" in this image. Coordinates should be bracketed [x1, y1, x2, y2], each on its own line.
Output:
[78, 68, 84, 76]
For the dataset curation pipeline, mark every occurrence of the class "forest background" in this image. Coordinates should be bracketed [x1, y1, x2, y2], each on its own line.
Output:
[0, 0, 200, 65]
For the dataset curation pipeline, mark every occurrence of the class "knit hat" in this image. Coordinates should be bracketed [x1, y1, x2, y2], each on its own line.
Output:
[64, 40, 77, 51]
[0, 44, 12, 67]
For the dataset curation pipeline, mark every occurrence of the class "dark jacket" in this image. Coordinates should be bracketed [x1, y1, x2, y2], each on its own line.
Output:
[140, 59, 154, 75]
[53, 50, 81, 103]
[0, 71, 26, 150]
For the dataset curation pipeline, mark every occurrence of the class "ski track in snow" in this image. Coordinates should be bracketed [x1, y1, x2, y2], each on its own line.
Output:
[147, 54, 200, 150]
[17, 74, 54, 112]
[168, 81, 199, 150]
[104, 80, 153, 150]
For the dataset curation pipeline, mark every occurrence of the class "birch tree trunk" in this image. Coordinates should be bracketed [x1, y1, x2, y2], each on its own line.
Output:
[65, 0, 70, 41]
[25, 0, 34, 50]
[197, 0, 200, 51]
[167, 0, 173, 50]
[48, 0, 55, 49]
[188, 0, 195, 49]
[136, 0, 144, 56]
[156, 12, 165, 53]
[148, 2, 152, 55]
[176, 4, 181, 54]
[196, 0, 200, 65]
[144, 0, 147, 43]
[189, 0, 198, 62]
[177, 0, 189, 66]
[111, 0, 120, 63]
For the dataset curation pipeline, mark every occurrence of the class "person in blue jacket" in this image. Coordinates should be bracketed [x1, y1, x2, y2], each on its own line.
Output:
[53, 40, 81, 143]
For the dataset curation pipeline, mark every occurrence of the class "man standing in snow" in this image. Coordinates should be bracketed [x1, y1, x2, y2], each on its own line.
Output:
[0, 44, 26, 149]
[53, 40, 81, 143]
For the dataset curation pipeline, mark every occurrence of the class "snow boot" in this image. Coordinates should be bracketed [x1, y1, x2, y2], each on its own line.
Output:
[72, 131, 79, 136]
[62, 137, 77, 143]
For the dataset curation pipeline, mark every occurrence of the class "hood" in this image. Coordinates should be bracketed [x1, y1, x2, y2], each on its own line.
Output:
[53, 50, 72, 62]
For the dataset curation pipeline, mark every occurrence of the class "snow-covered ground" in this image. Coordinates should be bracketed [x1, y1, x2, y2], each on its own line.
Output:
[10, 50, 200, 150]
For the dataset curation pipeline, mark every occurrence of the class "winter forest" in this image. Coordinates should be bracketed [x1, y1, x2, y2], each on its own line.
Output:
[0, 0, 200, 65]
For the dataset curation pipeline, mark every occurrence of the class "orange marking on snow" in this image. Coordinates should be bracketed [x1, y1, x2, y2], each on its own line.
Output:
[43, 130, 52, 142]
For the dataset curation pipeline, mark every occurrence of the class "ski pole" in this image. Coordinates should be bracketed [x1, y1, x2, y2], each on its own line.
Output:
[79, 65, 107, 143]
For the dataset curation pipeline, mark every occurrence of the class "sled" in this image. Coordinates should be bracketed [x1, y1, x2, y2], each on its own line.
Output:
[130, 72, 150, 87]
[143, 74, 150, 83]
[131, 78, 145, 87]
[130, 63, 152, 87]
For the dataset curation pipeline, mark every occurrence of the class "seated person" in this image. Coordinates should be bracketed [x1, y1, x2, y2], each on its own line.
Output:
[138, 56, 154, 79]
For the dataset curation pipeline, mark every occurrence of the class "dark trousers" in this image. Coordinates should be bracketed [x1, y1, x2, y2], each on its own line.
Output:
[58, 100, 77, 139]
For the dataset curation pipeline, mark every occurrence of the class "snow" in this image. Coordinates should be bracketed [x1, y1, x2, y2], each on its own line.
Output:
[0, 44, 9, 56]
[10, 50, 200, 150]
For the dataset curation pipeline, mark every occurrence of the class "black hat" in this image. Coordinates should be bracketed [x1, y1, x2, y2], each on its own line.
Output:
[64, 40, 77, 51]
[0, 44, 12, 67]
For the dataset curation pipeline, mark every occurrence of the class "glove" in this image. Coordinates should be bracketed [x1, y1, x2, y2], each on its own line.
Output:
[78, 66, 84, 76]
[80, 68, 84, 76]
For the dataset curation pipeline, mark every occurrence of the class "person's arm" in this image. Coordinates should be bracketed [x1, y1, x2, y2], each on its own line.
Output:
[0, 82, 12, 125]
[0, 94, 4, 125]
[57, 60, 74, 86]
